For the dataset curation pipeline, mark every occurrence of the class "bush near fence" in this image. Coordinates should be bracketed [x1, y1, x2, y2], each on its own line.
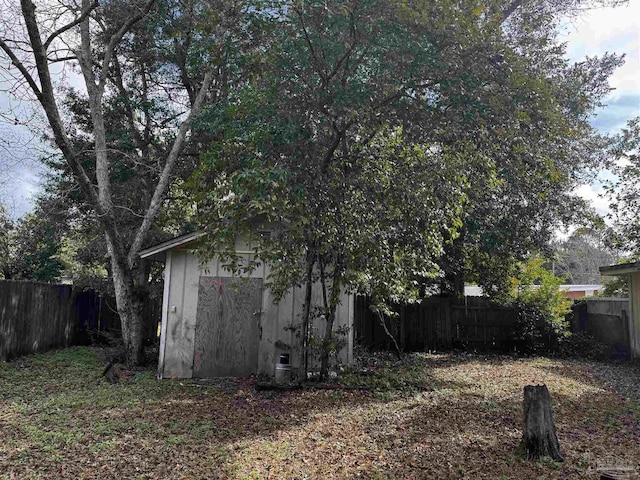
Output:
[0, 280, 161, 361]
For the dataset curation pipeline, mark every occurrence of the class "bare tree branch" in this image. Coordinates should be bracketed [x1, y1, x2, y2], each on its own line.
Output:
[0, 38, 42, 99]
[501, 0, 529, 23]
[127, 68, 215, 267]
[98, 0, 155, 94]
[43, 0, 99, 50]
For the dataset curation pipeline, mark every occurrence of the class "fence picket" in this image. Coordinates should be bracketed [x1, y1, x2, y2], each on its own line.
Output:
[0, 280, 161, 360]
[355, 296, 520, 352]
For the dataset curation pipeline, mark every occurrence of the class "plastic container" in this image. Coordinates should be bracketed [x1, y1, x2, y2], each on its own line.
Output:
[274, 353, 291, 383]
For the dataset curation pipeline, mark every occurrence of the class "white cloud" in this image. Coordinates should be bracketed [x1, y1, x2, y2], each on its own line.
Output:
[560, 3, 639, 216]
[573, 183, 611, 217]
[562, 3, 640, 98]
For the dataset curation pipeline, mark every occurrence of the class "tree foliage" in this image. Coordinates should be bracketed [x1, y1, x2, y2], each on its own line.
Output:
[195, 0, 486, 376]
[2, 208, 65, 282]
[608, 116, 640, 254]
[0, 0, 267, 364]
[496, 257, 573, 353]
[191, 0, 624, 375]
[0, 203, 12, 279]
[553, 228, 618, 285]
[439, 0, 624, 296]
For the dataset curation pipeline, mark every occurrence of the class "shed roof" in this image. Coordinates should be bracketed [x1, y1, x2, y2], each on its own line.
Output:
[139, 231, 204, 262]
[599, 261, 640, 276]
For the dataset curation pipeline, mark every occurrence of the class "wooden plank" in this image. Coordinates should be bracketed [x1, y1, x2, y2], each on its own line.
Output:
[259, 287, 279, 376]
[444, 297, 452, 348]
[193, 277, 263, 377]
[158, 250, 172, 378]
[0, 281, 81, 360]
[631, 273, 640, 359]
[163, 251, 196, 378]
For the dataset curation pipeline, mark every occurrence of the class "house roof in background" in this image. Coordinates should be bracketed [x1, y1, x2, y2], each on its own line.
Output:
[464, 284, 603, 297]
[139, 231, 204, 262]
[600, 261, 640, 276]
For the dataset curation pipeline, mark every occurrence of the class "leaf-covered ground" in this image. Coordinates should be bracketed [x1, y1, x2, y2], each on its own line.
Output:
[1, 347, 639, 479]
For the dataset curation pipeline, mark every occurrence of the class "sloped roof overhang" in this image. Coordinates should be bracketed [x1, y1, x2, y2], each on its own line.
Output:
[138, 231, 205, 262]
[599, 261, 640, 277]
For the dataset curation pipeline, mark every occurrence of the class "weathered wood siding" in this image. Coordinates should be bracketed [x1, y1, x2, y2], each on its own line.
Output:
[158, 244, 353, 379]
[162, 250, 199, 378]
[629, 273, 640, 359]
[0, 281, 76, 360]
[193, 277, 262, 377]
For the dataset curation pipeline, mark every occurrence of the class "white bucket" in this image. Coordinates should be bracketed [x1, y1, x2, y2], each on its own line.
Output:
[274, 363, 291, 383]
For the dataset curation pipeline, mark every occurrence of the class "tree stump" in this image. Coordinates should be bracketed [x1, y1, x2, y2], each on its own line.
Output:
[102, 362, 120, 384]
[523, 385, 563, 462]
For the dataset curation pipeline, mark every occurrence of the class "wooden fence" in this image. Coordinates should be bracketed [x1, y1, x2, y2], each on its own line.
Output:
[571, 298, 631, 359]
[355, 296, 519, 352]
[0, 280, 161, 361]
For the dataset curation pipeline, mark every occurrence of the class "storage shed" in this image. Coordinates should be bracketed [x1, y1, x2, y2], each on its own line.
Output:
[599, 261, 640, 360]
[140, 232, 354, 379]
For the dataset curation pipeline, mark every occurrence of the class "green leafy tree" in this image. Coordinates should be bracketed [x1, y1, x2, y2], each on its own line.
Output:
[193, 0, 626, 375]
[499, 256, 573, 352]
[0, 0, 269, 364]
[0, 203, 12, 279]
[553, 228, 618, 285]
[608, 117, 640, 254]
[3, 209, 65, 282]
[194, 0, 478, 377]
[438, 1, 624, 296]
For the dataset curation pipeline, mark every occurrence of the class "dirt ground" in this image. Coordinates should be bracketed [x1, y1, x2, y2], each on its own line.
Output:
[1, 347, 638, 479]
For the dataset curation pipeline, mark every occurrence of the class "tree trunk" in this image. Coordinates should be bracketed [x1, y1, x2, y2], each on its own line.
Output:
[319, 261, 342, 381]
[375, 310, 402, 360]
[300, 254, 314, 381]
[133, 258, 155, 343]
[443, 228, 466, 297]
[523, 385, 563, 462]
[107, 238, 145, 367]
[319, 306, 336, 380]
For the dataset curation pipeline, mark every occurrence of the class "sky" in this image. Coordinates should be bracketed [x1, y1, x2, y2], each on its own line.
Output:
[562, 1, 640, 218]
[0, 2, 638, 220]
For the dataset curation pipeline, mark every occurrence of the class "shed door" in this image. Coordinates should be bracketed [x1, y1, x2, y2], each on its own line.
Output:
[193, 277, 262, 377]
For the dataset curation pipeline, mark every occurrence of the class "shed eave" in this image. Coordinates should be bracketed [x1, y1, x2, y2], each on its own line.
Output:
[599, 261, 640, 276]
[139, 232, 205, 262]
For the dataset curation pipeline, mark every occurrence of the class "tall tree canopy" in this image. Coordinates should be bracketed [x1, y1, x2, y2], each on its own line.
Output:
[0, 0, 269, 364]
[439, 0, 623, 297]
[191, 0, 624, 375]
[552, 228, 617, 285]
[1, 202, 65, 282]
[608, 117, 640, 255]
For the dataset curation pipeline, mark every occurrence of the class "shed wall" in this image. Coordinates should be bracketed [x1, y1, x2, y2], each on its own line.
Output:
[631, 272, 640, 359]
[159, 247, 353, 379]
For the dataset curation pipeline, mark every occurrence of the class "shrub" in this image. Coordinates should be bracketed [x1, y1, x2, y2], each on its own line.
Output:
[512, 302, 564, 354]
[501, 257, 572, 354]
[558, 332, 614, 361]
